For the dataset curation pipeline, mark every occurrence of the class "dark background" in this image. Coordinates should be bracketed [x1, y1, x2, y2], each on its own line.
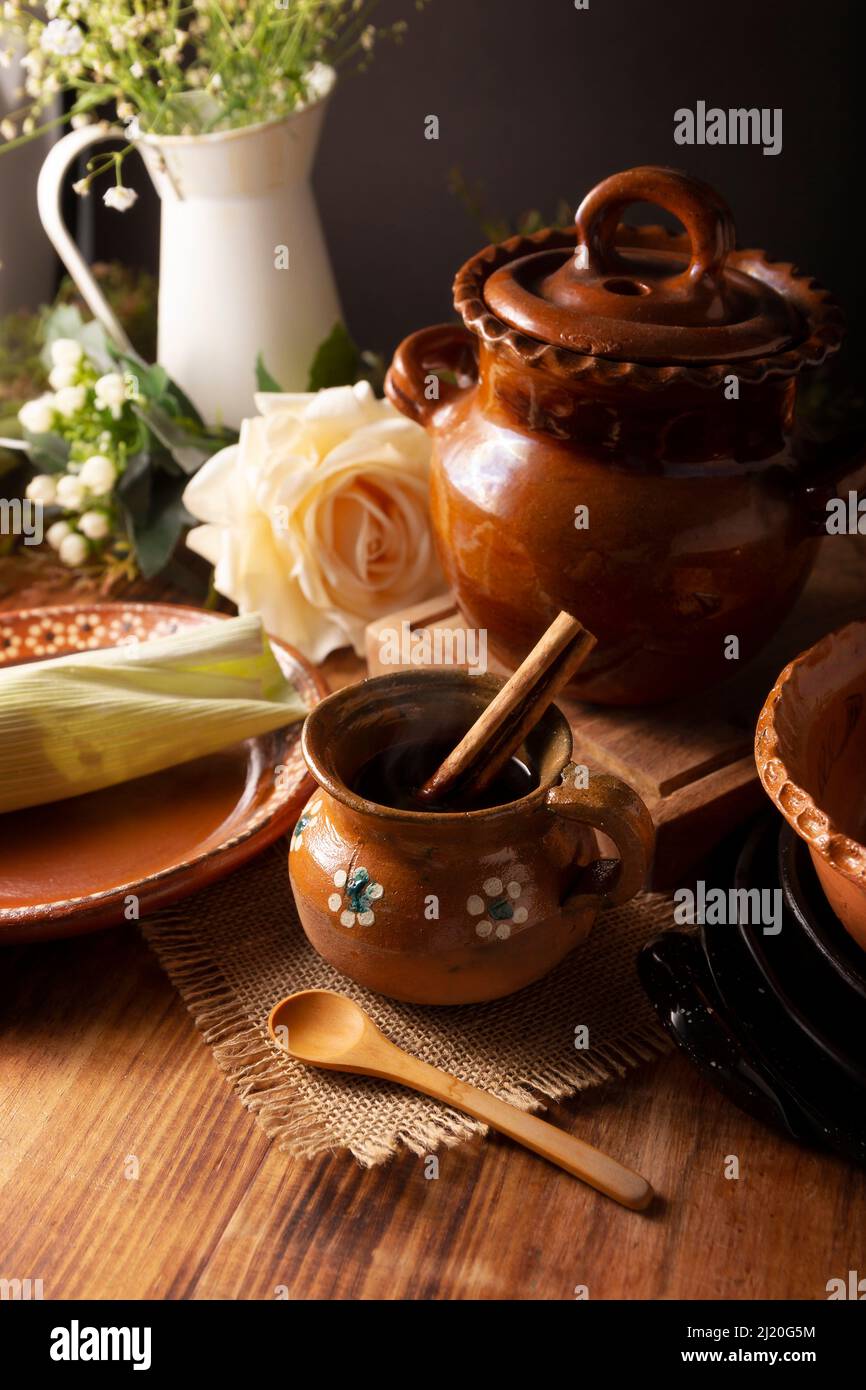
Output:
[87, 0, 861, 359]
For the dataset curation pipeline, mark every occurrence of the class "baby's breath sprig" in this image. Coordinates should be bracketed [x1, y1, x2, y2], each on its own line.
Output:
[0, 1, 430, 206]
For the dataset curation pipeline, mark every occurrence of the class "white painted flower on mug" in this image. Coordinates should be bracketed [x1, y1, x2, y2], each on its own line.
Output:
[328, 866, 384, 928]
[291, 796, 322, 852]
[182, 382, 443, 662]
[467, 876, 528, 940]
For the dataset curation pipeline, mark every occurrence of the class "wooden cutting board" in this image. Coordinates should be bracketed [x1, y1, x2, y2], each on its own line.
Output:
[365, 536, 866, 887]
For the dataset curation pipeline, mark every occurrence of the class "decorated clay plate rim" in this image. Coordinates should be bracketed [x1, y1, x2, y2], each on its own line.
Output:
[454, 223, 844, 390]
[755, 619, 866, 888]
[0, 601, 328, 925]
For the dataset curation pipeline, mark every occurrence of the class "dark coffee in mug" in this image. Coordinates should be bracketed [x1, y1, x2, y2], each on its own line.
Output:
[352, 737, 537, 812]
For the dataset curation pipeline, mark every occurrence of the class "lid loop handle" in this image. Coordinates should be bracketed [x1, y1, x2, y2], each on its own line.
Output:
[573, 165, 736, 301]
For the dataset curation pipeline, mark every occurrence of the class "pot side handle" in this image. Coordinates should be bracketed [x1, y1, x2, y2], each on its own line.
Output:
[385, 323, 478, 429]
[547, 767, 655, 910]
[36, 125, 135, 354]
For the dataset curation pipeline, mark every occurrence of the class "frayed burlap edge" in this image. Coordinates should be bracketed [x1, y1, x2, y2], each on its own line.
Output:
[142, 902, 671, 1167]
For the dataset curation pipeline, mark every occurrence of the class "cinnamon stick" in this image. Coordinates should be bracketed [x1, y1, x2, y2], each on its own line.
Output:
[417, 612, 596, 806]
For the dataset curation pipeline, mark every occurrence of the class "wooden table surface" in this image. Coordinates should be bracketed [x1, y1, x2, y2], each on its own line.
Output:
[0, 564, 862, 1301]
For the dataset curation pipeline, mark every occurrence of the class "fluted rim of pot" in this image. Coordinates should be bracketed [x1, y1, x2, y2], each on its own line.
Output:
[135, 70, 334, 149]
[755, 619, 866, 888]
[301, 669, 573, 826]
[454, 222, 845, 391]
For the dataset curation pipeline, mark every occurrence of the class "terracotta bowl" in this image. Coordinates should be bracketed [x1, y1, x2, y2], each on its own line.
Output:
[756, 620, 866, 952]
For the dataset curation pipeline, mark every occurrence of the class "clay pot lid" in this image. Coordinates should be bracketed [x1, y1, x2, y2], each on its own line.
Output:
[484, 166, 803, 365]
[456, 165, 844, 385]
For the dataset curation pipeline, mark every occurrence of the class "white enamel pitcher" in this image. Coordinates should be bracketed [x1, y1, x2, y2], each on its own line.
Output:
[37, 96, 342, 428]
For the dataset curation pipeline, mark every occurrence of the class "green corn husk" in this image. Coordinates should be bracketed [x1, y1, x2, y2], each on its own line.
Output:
[0, 613, 308, 814]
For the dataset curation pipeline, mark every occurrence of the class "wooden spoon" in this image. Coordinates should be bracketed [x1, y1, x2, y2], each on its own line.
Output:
[417, 611, 596, 806]
[268, 989, 654, 1211]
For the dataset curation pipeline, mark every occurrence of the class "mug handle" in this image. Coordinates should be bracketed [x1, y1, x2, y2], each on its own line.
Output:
[385, 323, 478, 429]
[546, 765, 655, 909]
[36, 124, 135, 354]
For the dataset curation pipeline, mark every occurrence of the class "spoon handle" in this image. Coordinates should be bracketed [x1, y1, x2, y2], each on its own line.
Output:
[383, 1051, 653, 1211]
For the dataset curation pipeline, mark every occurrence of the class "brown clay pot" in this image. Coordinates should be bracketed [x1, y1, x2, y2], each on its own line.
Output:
[386, 165, 855, 706]
[289, 670, 654, 1004]
[756, 620, 866, 953]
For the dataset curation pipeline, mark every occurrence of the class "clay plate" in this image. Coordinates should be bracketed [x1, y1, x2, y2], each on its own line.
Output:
[755, 619, 866, 952]
[0, 602, 327, 944]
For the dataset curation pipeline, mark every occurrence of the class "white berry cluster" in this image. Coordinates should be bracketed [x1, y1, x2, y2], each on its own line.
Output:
[19, 337, 138, 568]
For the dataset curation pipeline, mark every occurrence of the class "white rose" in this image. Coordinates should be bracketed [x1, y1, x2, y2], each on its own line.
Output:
[49, 363, 78, 390]
[94, 372, 127, 416]
[183, 382, 443, 662]
[18, 394, 56, 434]
[53, 384, 87, 418]
[78, 509, 110, 540]
[46, 519, 72, 550]
[55, 473, 86, 510]
[79, 454, 117, 494]
[25, 473, 57, 505]
[58, 531, 89, 567]
[50, 338, 83, 369]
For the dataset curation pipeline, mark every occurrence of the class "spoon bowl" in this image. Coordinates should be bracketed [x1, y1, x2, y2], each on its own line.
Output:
[268, 989, 371, 1068]
[267, 988, 654, 1211]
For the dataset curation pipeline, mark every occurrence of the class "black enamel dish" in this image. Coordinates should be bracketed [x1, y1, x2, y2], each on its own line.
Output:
[637, 931, 817, 1142]
[734, 819, 866, 1090]
[699, 820, 866, 1162]
[639, 817, 866, 1165]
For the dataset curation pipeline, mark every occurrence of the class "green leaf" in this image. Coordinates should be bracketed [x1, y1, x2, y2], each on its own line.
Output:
[132, 363, 170, 403]
[21, 430, 70, 472]
[70, 88, 113, 117]
[117, 448, 153, 519]
[306, 323, 361, 392]
[40, 304, 113, 373]
[113, 348, 209, 429]
[255, 352, 284, 393]
[133, 403, 234, 476]
[122, 472, 193, 579]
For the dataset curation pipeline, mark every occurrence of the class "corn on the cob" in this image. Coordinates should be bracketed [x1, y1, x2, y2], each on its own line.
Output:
[0, 613, 307, 813]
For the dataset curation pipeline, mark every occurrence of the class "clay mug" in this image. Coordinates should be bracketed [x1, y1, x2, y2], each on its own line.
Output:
[288, 670, 654, 1004]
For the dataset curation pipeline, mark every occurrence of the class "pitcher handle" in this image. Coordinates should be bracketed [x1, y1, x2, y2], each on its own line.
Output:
[547, 766, 655, 909]
[37, 125, 134, 354]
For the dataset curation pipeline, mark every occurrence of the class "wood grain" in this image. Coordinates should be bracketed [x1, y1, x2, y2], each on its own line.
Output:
[1, 921, 861, 1300]
[0, 560, 863, 1301]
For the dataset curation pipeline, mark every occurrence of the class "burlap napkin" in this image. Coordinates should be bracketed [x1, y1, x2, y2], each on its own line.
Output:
[143, 844, 672, 1166]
